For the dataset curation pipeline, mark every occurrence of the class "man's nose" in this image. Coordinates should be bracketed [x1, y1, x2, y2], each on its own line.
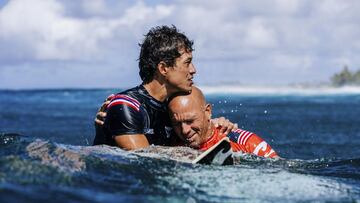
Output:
[190, 63, 196, 74]
[181, 123, 191, 135]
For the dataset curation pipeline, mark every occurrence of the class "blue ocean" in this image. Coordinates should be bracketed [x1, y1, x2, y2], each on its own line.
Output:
[1, 88, 360, 203]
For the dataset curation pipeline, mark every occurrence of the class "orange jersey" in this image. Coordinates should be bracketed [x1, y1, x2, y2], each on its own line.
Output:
[199, 128, 279, 158]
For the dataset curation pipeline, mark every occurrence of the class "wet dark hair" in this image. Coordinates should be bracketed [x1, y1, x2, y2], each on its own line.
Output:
[138, 25, 194, 83]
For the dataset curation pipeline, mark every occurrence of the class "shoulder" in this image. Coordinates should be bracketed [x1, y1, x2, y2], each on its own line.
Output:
[227, 129, 254, 145]
[105, 93, 149, 135]
[108, 94, 141, 112]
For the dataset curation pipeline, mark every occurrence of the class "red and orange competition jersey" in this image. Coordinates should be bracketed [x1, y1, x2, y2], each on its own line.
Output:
[199, 128, 279, 158]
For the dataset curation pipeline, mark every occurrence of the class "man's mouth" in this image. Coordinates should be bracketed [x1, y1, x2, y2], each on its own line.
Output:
[185, 133, 196, 142]
[188, 78, 194, 84]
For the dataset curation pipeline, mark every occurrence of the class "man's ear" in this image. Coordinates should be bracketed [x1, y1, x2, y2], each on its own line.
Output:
[204, 103, 212, 121]
[157, 61, 168, 76]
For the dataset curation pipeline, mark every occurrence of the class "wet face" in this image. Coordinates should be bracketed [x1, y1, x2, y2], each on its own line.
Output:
[165, 50, 196, 94]
[168, 97, 211, 149]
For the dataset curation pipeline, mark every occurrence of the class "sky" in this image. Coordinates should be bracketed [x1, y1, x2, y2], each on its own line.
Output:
[0, 0, 360, 89]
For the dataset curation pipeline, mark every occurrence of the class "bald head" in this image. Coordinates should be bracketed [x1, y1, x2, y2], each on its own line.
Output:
[168, 86, 213, 148]
[168, 86, 206, 110]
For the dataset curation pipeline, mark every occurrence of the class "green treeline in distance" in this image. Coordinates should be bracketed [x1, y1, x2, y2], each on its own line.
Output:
[331, 66, 360, 86]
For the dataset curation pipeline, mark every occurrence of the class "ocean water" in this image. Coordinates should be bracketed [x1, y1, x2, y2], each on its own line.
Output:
[1, 88, 360, 203]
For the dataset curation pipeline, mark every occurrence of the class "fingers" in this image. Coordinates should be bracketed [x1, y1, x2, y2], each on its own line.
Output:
[99, 99, 112, 112]
[94, 111, 107, 126]
[106, 94, 115, 101]
[94, 118, 104, 126]
[212, 117, 239, 135]
[94, 94, 114, 127]
[223, 122, 238, 135]
[212, 117, 226, 128]
[98, 94, 114, 111]
[219, 118, 231, 134]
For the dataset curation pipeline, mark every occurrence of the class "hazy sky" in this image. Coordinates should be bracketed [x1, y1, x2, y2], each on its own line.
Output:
[1, 0, 360, 89]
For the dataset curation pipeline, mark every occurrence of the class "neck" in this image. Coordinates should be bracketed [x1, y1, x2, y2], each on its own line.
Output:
[202, 122, 215, 143]
[143, 79, 168, 102]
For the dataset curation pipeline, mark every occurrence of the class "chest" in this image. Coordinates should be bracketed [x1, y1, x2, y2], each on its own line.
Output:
[142, 104, 174, 145]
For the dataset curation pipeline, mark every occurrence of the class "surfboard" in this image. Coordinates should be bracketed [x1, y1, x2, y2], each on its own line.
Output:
[192, 137, 234, 165]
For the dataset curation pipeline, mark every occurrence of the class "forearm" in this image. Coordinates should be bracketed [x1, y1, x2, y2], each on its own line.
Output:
[114, 134, 150, 150]
[229, 129, 279, 158]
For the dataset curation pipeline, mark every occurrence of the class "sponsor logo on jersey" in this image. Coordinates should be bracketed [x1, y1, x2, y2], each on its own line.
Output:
[145, 128, 154, 134]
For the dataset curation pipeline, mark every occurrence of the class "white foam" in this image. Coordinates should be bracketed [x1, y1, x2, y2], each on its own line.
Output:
[199, 85, 360, 96]
[163, 166, 355, 201]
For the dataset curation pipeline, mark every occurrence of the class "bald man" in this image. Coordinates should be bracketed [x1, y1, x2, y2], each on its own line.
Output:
[168, 87, 279, 158]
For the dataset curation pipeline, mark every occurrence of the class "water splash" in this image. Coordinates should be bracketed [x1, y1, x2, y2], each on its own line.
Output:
[1, 133, 360, 202]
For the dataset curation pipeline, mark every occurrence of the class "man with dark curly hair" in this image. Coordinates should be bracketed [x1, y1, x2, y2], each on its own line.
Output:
[93, 25, 197, 150]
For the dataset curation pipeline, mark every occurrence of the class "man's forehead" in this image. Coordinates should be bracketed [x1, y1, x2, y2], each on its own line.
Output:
[179, 49, 192, 58]
[171, 111, 197, 120]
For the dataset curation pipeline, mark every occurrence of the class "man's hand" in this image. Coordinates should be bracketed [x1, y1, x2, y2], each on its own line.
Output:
[211, 117, 238, 135]
[94, 94, 114, 126]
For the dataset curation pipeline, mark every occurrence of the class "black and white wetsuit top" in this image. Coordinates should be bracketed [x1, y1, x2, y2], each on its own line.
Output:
[93, 85, 173, 146]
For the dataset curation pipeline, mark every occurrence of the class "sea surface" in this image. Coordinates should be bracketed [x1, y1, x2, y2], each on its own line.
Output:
[1, 87, 360, 203]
